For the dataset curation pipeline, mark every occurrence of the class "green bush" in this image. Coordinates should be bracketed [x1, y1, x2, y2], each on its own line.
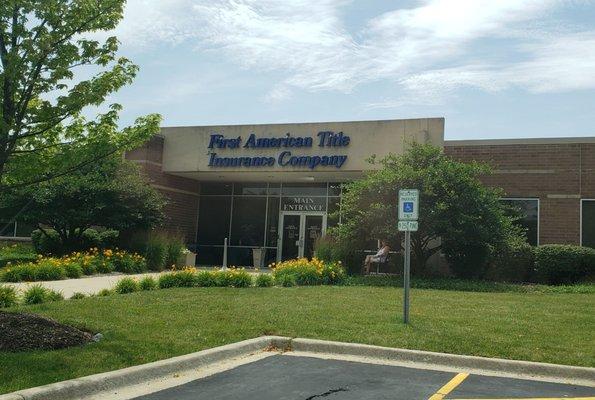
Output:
[314, 235, 361, 275]
[255, 273, 274, 287]
[227, 269, 252, 288]
[145, 236, 168, 271]
[0, 285, 18, 308]
[35, 261, 66, 281]
[70, 292, 87, 299]
[195, 271, 216, 287]
[31, 229, 62, 255]
[1, 263, 37, 282]
[23, 285, 62, 304]
[158, 272, 180, 289]
[533, 245, 595, 285]
[165, 234, 186, 268]
[97, 288, 113, 296]
[64, 263, 83, 279]
[95, 259, 115, 274]
[114, 277, 139, 294]
[176, 270, 197, 287]
[275, 274, 296, 287]
[485, 243, 535, 283]
[139, 276, 158, 291]
[112, 251, 147, 273]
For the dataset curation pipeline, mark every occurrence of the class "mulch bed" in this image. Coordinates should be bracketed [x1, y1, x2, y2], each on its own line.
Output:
[0, 311, 94, 352]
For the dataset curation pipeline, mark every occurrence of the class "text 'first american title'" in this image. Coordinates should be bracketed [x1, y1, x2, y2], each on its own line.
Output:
[207, 131, 350, 169]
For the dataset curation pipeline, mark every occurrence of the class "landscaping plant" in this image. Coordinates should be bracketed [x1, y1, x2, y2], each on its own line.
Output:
[139, 276, 158, 291]
[23, 285, 63, 305]
[271, 257, 345, 286]
[114, 278, 139, 294]
[0, 285, 18, 308]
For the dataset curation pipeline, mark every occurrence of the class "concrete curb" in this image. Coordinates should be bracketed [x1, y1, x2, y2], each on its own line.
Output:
[2, 336, 593, 399]
[289, 338, 595, 385]
[0, 336, 290, 400]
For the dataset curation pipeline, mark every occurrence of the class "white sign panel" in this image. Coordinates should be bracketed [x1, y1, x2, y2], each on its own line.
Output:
[398, 189, 419, 220]
[398, 221, 419, 232]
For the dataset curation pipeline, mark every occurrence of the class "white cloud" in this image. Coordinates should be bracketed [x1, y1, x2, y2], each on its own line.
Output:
[108, 0, 595, 104]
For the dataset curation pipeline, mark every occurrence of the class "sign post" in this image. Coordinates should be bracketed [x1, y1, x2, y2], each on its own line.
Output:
[398, 189, 419, 324]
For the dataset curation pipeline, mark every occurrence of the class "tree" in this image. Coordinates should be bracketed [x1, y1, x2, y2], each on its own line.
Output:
[0, 0, 160, 189]
[333, 143, 524, 278]
[1, 155, 165, 250]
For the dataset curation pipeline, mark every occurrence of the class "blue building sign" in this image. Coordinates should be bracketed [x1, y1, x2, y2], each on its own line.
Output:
[207, 131, 350, 169]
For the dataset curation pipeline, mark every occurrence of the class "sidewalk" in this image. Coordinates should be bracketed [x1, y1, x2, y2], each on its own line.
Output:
[5, 268, 266, 299]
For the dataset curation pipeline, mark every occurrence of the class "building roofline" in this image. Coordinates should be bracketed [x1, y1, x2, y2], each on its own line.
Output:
[445, 136, 595, 146]
[160, 117, 445, 129]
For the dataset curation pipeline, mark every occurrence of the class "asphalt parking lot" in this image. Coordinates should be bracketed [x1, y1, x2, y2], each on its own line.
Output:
[133, 354, 595, 400]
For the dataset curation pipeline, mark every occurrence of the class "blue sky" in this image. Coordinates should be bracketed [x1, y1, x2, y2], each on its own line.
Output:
[96, 0, 595, 140]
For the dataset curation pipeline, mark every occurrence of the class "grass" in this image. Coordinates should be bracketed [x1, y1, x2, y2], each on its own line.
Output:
[1, 286, 594, 394]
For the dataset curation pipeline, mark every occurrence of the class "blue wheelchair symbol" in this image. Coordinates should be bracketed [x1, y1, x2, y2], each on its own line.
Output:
[403, 201, 414, 213]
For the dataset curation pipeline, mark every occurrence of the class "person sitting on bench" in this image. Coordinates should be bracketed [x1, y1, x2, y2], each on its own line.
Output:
[364, 240, 390, 274]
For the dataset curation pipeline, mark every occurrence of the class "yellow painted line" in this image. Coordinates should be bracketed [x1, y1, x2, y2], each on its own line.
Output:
[428, 372, 470, 400]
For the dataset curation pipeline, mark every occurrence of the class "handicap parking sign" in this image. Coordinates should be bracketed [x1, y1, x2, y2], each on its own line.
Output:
[398, 189, 419, 220]
[403, 201, 414, 213]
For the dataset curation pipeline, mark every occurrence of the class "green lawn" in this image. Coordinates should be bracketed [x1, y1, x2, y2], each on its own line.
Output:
[1, 286, 594, 394]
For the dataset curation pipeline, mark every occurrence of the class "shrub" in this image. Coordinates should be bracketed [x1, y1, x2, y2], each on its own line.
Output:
[139, 276, 158, 291]
[314, 235, 360, 275]
[145, 235, 168, 271]
[158, 272, 180, 289]
[0, 285, 18, 308]
[31, 229, 62, 255]
[97, 288, 113, 296]
[64, 262, 83, 279]
[70, 292, 87, 299]
[176, 269, 197, 287]
[22, 285, 62, 304]
[195, 271, 216, 287]
[114, 277, 139, 294]
[165, 234, 186, 268]
[226, 269, 252, 288]
[1, 263, 37, 282]
[112, 251, 147, 273]
[485, 242, 535, 283]
[35, 260, 66, 281]
[533, 245, 595, 285]
[255, 273, 274, 287]
[272, 257, 345, 286]
[275, 274, 296, 287]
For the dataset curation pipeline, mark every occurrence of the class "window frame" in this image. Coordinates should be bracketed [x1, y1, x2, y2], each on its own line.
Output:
[580, 199, 595, 247]
[500, 197, 540, 246]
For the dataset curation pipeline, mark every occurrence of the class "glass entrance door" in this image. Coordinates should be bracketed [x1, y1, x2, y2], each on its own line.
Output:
[304, 215, 323, 259]
[278, 213, 326, 261]
[281, 214, 301, 260]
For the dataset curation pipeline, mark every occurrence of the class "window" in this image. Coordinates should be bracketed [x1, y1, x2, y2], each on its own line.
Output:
[500, 198, 539, 246]
[0, 221, 34, 238]
[230, 197, 266, 246]
[196, 196, 232, 245]
[582, 200, 595, 249]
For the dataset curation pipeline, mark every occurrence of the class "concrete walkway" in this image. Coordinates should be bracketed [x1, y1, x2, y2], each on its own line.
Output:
[5, 269, 265, 299]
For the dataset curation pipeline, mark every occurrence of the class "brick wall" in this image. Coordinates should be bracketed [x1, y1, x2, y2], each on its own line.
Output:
[126, 136, 199, 243]
[444, 140, 595, 245]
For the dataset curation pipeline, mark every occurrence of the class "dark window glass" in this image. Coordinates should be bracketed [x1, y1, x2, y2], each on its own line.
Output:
[501, 199, 539, 246]
[328, 183, 342, 196]
[0, 221, 16, 237]
[196, 246, 222, 266]
[266, 197, 280, 247]
[230, 197, 266, 246]
[328, 197, 340, 228]
[234, 183, 267, 196]
[228, 246, 253, 267]
[197, 196, 231, 245]
[281, 183, 327, 196]
[268, 183, 281, 195]
[582, 200, 595, 248]
[200, 183, 233, 195]
[15, 222, 35, 237]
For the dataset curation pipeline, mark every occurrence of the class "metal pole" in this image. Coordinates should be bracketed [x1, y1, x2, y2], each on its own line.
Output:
[403, 230, 411, 324]
[222, 237, 228, 270]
